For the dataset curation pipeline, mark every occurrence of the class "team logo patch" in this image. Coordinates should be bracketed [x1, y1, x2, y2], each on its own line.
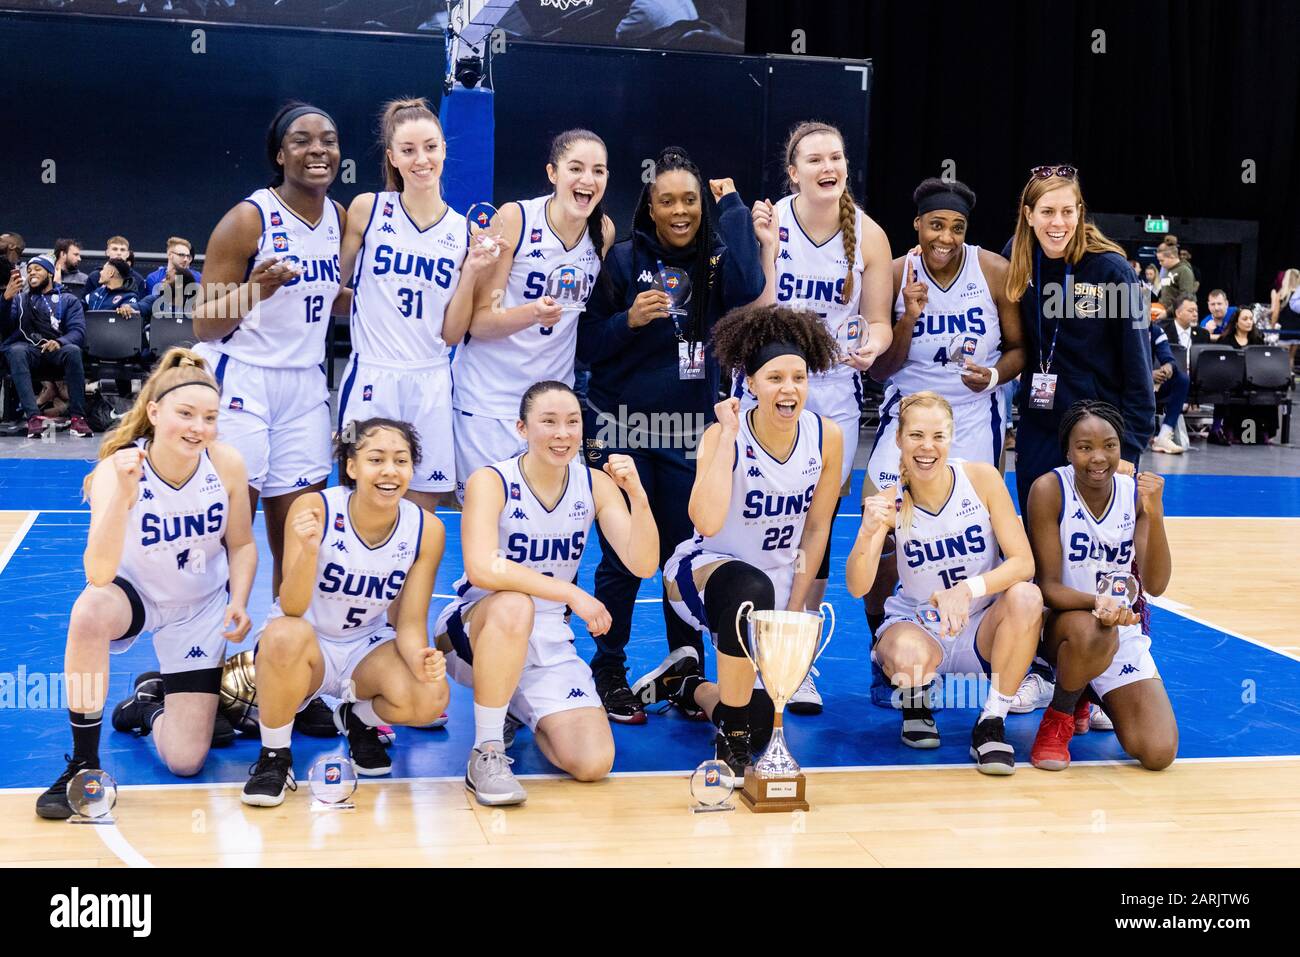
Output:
[665, 274, 680, 291]
[207, 474, 218, 484]
[271, 231, 289, 252]
[228, 397, 244, 411]
[383, 201, 394, 217]
[557, 266, 578, 290]
[472, 210, 492, 227]
[530, 228, 543, 243]
[363, 384, 373, 401]
[270, 211, 283, 226]
[324, 762, 342, 784]
[509, 482, 522, 500]
[745, 444, 756, 459]
[83, 777, 102, 797]
[778, 226, 789, 242]
[334, 513, 346, 531]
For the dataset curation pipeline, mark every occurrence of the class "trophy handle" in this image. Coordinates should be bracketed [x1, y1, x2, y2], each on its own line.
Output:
[814, 601, 835, 663]
[733, 600, 757, 669]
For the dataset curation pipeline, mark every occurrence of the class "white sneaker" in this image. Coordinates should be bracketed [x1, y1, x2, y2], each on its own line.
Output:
[465, 747, 526, 806]
[1089, 706, 1114, 731]
[788, 667, 823, 715]
[1009, 672, 1054, 713]
[1151, 432, 1185, 454]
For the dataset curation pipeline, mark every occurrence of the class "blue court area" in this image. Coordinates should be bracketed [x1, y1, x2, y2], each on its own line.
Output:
[2, 459, 1299, 789]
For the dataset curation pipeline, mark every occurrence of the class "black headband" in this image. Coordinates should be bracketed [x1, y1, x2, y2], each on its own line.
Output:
[744, 341, 805, 376]
[153, 380, 218, 404]
[274, 106, 336, 146]
[917, 190, 972, 218]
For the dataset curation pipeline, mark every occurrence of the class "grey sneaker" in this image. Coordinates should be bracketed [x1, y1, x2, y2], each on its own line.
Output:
[787, 666, 823, 715]
[465, 746, 527, 806]
[502, 713, 525, 751]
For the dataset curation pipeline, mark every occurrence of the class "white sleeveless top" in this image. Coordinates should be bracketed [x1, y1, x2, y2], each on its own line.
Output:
[350, 191, 468, 363]
[451, 195, 600, 418]
[117, 438, 229, 607]
[886, 244, 1001, 405]
[1053, 465, 1139, 594]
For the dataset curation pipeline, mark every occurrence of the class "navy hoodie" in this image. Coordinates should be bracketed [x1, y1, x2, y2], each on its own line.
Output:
[578, 191, 764, 423]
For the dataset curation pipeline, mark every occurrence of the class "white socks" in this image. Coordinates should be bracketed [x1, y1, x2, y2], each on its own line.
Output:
[259, 720, 293, 750]
[473, 702, 508, 751]
[981, 689, 1014, 723]
[351, 699, 382, 728]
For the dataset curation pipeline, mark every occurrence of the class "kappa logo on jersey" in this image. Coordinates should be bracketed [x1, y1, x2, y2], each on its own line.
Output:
[271, 232, 289, 253]
[184, 646, 207, 659]
[1119, 663, 1138, 676]
[429, 470, 447, 482]
[509, 483, 522, 500]
[270, 211, 283, 226]
[510, 508, 529, 521]
[383, 201, 394, 217]
[363, 384, 374, 401]
[229, 397, 244, 411]
[335, 513, 346, 531]
[530, 228, 543, 243]
[141, 488, 154, 500]
[378, 223, 397, 235]
[368, 633, 385, 645]
[293, 478, 311, 488]
[779, 227, 789, 242]
[1073, 508, 1087, 521]
[778, 250, 794, 261]
[637, 270, 654, 283]
[566, 688, 587, 699]
[332, 539, 347, 552]
[526, 249, 546, 259]
[747, 466, 763, 478]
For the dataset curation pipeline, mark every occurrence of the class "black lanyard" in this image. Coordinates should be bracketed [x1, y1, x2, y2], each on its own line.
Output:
[1034, 249, 1069, 375]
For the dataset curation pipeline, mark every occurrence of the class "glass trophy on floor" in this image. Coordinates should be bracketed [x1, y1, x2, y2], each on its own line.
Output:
[67, 769, 118, 825]
[308, 753, 358, 811]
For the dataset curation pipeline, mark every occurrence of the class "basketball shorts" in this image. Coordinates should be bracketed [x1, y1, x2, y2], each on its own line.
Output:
[108, 577, 228, 676]
[452, 409, 525, 501]
[877, 592, 994, 679]
[1091, 624, 1159, 698]
[663, 544, 794, 639]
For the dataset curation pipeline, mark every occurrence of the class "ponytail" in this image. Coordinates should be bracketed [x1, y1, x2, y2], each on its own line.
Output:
[838, 189, 857, 305]
[378, 97, 442, 193]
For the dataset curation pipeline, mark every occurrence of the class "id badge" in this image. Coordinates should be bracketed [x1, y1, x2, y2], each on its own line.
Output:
[679, 340, 704, 380]
[1030, 372, 1058, 410]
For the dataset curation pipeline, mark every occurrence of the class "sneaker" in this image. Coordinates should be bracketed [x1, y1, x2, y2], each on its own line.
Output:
[68, 416, 93, 438]
[25, 414, 47, 439]
[376, 726, 397, 747]
[241, 747, 296, 807]
[787, 666, 823, 715]
[36, 755, 96, 820]
[1073, 696, 1093, 735]
[111, 671, 164, 734]
[210, 710, 236, 748]
[1089, 705, 1114, 732]
[422, 712, 449, 730]
[1207, 426, 1231, 446]
[713, 729, 753, 788]
[465, 747, 527, 806]
[969, 716, 1016, 775]
[594, 667, 646, 725]
[631, 647, 700, 708]
[1151, 432, 1185, 454]
[1030, 707, 1075, 771]
[502, 712, 524, 751]
[901, 704, 940, 749]
[293, 696, 338, 737]
[334, 703, 392, 776]
[1009, 672, 1055, 714]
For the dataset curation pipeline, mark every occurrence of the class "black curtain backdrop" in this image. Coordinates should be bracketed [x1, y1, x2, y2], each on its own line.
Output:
[745, 0, 1300, 299]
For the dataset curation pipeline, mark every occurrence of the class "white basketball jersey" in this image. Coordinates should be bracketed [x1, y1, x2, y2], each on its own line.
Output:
[350, 192, 468, 363]
[894, 462, 998, 615]
[451, 195, 600, 418]
[774, 195, 864, 388]
[1054, 465, 1138, 594]
[215, 188, 342, 369]
[693, 409, 823, 578]
[308, 486, 425, 642]
[453, 454, 595, 616]
[117, 439, 229, 607]
[886, 244, 1001, 406]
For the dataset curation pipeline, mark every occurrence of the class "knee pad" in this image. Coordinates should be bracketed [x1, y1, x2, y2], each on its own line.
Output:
[702, 561, 775, 659]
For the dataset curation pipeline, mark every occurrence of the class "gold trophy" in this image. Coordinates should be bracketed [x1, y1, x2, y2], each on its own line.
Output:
[219, 650, 259, 735]
[734, 602, 834, 812]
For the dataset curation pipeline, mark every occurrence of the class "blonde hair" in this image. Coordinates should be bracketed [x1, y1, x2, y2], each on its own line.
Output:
[166, 236, 192, 253]
[784, 121, 858, 306]
[893, 391, 954, 542]
[379, 97, 443, 193]
[1005, 173, 1126, 301]
[1280, 268, 1300, 302]
[83, 347, 218, 498]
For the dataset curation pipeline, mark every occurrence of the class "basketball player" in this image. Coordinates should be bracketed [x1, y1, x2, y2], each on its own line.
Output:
[1024, 401, 1176, 771]
[435, 381, 659, 806]
[193, 102, 347, 597]
[338, 98, 494, 511]
[242, 419, 448, 806]
[648, 305, 843, 783]
[846, 392, 1042, 774]
[36, 349, 257, 819]
[747, 122, 893, 713]
[451, 130, 615, 497]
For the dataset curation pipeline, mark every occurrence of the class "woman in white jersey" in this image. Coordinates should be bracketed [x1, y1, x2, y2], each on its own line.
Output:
[451, 129, 615, 497]
[748, 120, 892, 713]
[242, 418, 448, 807]
[847, 391, 1042, 774]
[36, 349, 257, 819]
[1025, 400, 1175, 772]
[193, 102, 348, 597]
[435, 381, 658, 806]
[338, 98, 494, 510]
[650, 305, 842, 783]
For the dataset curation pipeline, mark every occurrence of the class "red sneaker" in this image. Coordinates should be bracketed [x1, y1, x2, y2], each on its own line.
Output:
[1030, 707, 1075, 771]
[1073, 696, 1093, 735]
[25, 414, 47, 439]
[68, 416, 94, 438]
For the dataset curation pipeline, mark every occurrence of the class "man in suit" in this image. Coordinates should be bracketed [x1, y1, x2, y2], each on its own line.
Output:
[1160, 295, 1212, 356]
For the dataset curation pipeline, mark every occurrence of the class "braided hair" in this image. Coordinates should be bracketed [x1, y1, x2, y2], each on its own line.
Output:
[783, 120, 859, 306]
[1057, 400, 1125, 457]
[710, 303, 838, 380]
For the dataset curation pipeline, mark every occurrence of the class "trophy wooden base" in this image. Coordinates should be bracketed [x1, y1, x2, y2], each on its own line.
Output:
[739, 767, 809, 813]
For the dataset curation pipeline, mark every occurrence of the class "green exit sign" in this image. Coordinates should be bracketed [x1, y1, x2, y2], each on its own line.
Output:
[1145, 216, 1169, 234]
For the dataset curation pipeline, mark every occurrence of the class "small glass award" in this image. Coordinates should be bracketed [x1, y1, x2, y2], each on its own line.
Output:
[67, 769, 118, 825]
[948, 332, 980, 373]
[834, 314, 865, 363]
[545, 263, 592, 314]
[651, 266, 692, 317]
[466, 202, 501, 258]
[915, 604, 944, 638]
[1095, 572, 1139, 616]
[308, 754, 358, 811]
[689, 759, 736, 813]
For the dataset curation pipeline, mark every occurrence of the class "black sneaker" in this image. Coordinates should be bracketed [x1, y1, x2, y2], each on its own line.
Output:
[334, 703, 392, 776]
[713, 729, 753, 788]
[111, 671, 163, 734]
[970, 716, 1016, 775]
[502, 712, 525, 751]
[241, 747, 296, 807]
[36, 755, 97, 820]
[901, 704, 940, 749]
[631, 647, 701, 712]
[594, 667, 646, 725]
[210, 710, 237, 748]
[294, 696, 338, 737]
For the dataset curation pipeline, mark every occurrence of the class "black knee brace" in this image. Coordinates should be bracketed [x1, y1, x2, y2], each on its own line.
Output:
[703, 560, 776, 660]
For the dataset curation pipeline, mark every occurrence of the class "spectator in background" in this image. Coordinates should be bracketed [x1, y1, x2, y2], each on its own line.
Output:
[0, 256, 92, 438]
[0, 233, 25, 290]
[86, 259, 141, 312]
[1142, 262, 1161, 300]
[1128, 258, 1142, 277]
[1214, 307, 1277, 444]
[1156, 243, 1195, 312]
[144, 237, 201, 294]
[1203, 289, 1236, 337]
[92, 236, 148, 295]
[1160, 295, 1212, 353]
[1149, 316, 1189, 455]
[1179, 247, 1200, 292]
[53, 239, 90, 297]
[1270, 268, 1300, 332]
